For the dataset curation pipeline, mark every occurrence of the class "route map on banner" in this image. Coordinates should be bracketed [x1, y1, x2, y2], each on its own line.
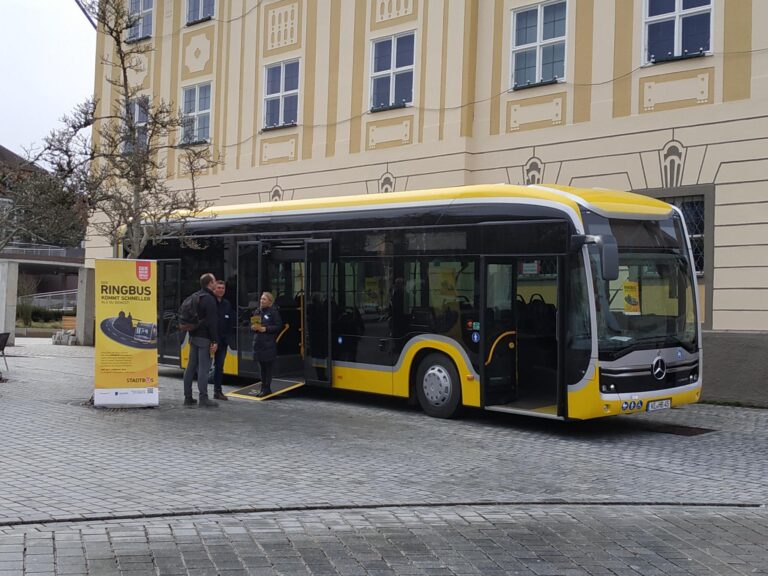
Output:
[94, 259, 159, 407]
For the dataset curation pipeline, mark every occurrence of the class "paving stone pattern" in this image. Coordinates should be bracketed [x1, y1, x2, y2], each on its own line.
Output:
[1, 505, 768, 575]
[1, 339, 767, 574]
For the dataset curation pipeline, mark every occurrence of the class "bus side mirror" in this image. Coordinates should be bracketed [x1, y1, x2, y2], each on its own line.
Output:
[570, 234, 619, 281]
[598, 236, 619, 281]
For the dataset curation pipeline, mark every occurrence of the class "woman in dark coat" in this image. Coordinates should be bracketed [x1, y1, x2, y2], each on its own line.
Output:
[251, 291, 283, 397]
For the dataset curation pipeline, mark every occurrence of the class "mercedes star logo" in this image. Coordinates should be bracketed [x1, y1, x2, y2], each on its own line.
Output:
[652, 356, 667, 381]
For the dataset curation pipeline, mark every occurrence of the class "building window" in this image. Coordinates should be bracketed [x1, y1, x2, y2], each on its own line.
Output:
[664, 194, 705, 274]
[127, 0, 153, 40]
[264, 60, 299, 129]
[182, 83, 211, 144]
[370, 32, 415, 111]
[511, 1, 566, 89]
[124, 97, 149, 152]
[187, 0, 214, 24]
[644, 0, 711, 63]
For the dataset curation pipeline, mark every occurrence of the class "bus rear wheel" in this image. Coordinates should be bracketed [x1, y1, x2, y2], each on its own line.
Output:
[416, 353, 462, 418]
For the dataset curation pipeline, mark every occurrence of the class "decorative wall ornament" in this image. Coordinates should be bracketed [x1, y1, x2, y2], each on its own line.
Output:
[524, 157, 544, 185]
[265, 0, 301, 55]
[367, 115, 413, 150]
[271, 185, 284, 201]
[641, 68, 713, 112]
[371, 0, 417, 30]
[375, 0, 414, 23]
[661, 140, 685, 188]
[184, 33, 211, 75]
[507, 94, 566, 132]
[261, 134, 298, 164]
[378, 171, 396, 193]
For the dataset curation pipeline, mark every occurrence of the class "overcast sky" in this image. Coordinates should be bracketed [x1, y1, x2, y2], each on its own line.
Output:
[0, 0, 96, 157]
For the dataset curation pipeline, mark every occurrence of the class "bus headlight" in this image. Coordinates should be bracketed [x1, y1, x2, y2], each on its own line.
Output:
[689, 371, 698, 383]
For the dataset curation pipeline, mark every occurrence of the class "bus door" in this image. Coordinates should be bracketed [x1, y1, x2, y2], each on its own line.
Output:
[481, 256, 562, 416]
[157, 259, 181, 365]
[238, 240, 306, 377]
[304, 239, 332, 386]
[236, 241, 265, 377]
[262, 242, 305, 377]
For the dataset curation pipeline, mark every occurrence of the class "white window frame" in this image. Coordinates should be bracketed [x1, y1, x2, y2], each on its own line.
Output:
[510, 0, 567, 89]
[263, 60, 300, 129]
[370, 31, 415, 110]
[643, 0, 712, 64]
[181, 83, 211, 145]
[125, 96, 150, 152]
[127, 0, 153, 41]
[187, 0, 215, 24]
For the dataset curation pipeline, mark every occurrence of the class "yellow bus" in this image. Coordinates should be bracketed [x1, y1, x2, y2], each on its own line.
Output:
[142, 184, 702, 420]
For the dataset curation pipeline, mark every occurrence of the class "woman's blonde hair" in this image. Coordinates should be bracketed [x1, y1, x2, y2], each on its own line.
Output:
[261, 291, 274, 305]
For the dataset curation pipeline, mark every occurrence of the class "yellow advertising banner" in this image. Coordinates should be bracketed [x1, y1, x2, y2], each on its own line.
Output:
[623, 280, 641, 315]
[94, 259, 159, 407]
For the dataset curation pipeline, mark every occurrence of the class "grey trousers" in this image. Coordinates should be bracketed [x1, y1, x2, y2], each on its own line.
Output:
[183, 336, 211, 399]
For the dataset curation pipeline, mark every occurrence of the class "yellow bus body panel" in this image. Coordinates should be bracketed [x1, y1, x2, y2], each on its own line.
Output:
[332, 365, 392, 396]
[195, 184, 583, 224]
[393, 340, 481, 407]
[544, 185, 673, 217]
[329, 339, 480, 407]
[568, 366, 702, 420]
[180, 340, 239, 375]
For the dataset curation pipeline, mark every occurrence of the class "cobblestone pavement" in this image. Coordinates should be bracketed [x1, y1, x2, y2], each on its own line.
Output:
[1, 339, 767, 575]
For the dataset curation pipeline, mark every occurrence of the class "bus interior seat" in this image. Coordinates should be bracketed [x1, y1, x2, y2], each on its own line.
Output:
[410, 306, 435, 331]
[515, 295, 527, 330]
[526, 294, 556, 336]
[434, 300, 460, 333]
[517, 294, 557, 390]
[275, 293, 296, 310]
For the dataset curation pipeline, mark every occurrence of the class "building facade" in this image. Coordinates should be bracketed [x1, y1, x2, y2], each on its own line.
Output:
[91, 0, 767, 347]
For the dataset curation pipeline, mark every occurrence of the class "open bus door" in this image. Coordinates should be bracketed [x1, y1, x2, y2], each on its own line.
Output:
[478, 212, 570, 418]
[237, 240, 306, 379]
[304, 239, 332, 386]
[157, 259, 181, 365]
[481, 255, 564, 417]
[236, 241, 265, 377]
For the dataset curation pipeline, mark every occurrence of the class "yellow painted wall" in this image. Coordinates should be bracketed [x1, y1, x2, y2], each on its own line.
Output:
[88, 0, 767, 332]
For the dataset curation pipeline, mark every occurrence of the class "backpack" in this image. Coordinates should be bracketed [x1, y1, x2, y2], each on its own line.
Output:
[178, 291, 201, 332]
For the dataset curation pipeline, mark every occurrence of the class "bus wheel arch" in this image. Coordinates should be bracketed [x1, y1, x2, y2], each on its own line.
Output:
[414, 351, 462, 419]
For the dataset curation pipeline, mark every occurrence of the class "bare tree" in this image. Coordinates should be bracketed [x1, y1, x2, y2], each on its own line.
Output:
[39, 0, 218, 259]
[0, 145, 87, 252]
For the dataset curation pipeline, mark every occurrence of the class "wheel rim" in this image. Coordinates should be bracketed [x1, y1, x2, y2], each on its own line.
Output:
[422, 364, 452, 406]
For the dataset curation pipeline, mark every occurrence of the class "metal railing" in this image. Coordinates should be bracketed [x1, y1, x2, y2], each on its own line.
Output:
[1, 242, 84, 258]
[18, 289, 78, 311]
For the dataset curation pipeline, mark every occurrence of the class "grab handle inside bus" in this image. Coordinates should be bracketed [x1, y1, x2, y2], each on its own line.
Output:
[571, 234, 619, 281]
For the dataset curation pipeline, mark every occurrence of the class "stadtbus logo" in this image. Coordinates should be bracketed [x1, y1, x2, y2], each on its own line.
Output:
[136, 261, 151, 282]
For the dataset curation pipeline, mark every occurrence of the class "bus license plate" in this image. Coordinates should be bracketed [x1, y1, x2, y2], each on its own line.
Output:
[647, 398, 671, 412]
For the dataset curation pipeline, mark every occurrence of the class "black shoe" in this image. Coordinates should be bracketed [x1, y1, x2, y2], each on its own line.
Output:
[183, 397, 197, 407]
[213, 391, 229, 401]
[199, 397, 219, 408]
[260, 388, 272, 397]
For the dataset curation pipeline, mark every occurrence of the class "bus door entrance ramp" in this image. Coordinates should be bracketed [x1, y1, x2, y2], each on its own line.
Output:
[228, 378, 305, 401]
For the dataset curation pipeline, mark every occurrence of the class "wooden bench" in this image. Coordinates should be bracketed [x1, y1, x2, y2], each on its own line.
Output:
[61, 316, 76, 331]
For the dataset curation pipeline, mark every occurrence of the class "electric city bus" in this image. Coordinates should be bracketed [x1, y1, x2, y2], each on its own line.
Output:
[140, 184, 702, 420]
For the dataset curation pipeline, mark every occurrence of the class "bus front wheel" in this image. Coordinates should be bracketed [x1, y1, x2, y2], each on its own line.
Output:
[415, 353, 462, 418]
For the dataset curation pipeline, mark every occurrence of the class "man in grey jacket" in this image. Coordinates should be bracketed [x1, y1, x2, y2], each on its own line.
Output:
[183, 273, 220, 407]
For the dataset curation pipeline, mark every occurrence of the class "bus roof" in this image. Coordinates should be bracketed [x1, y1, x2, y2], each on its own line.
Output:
[194, 184, 673, 221]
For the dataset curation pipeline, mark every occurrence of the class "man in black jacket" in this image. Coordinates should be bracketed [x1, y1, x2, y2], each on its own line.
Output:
[183, 273, 220, 407]
[211, 280, 234, 400]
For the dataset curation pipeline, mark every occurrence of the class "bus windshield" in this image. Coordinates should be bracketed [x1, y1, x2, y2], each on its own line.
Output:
[587, 216, 698, 360]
